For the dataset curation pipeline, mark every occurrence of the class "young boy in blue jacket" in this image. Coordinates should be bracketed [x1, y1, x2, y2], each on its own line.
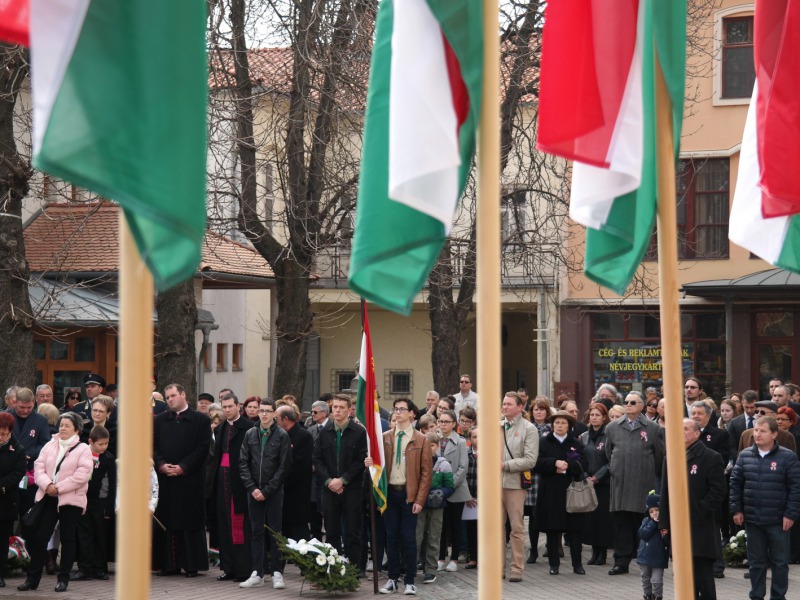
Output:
[636, 492, 667, 600]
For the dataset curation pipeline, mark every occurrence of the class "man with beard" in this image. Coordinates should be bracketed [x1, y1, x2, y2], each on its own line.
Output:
[153, 383, 212, 577]
[213, 392, 254, 582]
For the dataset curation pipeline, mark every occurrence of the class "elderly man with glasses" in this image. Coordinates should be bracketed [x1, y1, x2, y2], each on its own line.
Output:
[605, 391, 664, 576]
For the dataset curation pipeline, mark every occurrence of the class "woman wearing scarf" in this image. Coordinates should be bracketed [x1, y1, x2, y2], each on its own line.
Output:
[18, 412, 93, 593]
[580, 403, 613, 566]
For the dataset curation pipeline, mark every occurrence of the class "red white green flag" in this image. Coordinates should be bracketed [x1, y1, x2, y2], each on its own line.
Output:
[537, 0, 685, 294]
[355, 301, 387, 513]
[729, 0, 800, 271]
[3, 0, 207, 291]
[349, 0, 483, 315]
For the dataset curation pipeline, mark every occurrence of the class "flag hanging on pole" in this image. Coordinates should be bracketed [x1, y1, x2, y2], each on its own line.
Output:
[19, 0, 207, 291]
[0, 0, 29, 46]
[537, 0, 685, 295]
[355, 301, 387, 513]
[729, 0, 800, 270]
[348, 0, 483, 316]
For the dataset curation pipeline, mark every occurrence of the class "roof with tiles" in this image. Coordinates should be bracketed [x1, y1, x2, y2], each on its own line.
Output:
[24, 202, 274, 280]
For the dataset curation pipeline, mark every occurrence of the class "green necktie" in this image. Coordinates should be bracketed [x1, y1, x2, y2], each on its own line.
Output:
[396, 431, 405, 466]
[336, 429, 342, 457]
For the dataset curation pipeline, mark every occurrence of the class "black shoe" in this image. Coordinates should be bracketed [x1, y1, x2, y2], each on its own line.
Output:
[55, 581, 68, 592]
[95, 572, 110, 581]
[217, 573, 235, 581]
[743, 572, 750, 579]
[714, 571, 724, 579]
[526, 552, 537, 564]
[185, 571, 199, 578]
[156, 569, 179, 577]
[549, 568, 559, 575]
[573, 566, 585, 575]
[0, 577, 5, 588]
[608, 565, 629, 575]
[587, 550, 598, 565]
[596, 550, 607, 566]
[17, 580, 38, 591]
[71, 570, 92, 581]
[233, 576, 248, 582]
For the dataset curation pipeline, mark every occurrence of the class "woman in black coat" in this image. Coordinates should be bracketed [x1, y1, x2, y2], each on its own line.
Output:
[580, 403, 613, 566]
[0, 412, 28, 587]
[534, 410, 589, 576]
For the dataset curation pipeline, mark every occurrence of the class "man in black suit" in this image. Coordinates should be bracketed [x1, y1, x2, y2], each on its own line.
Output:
[308, 400, 330, 541]
[660, 419, 727, 600]
[277, 405, 313, 543]
[212, 392, 255, 582]
[728, 390, 759, 464]
[312, 394, 367, 567]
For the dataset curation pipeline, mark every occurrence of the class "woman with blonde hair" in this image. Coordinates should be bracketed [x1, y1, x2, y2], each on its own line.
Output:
[37, 404, 60, 435]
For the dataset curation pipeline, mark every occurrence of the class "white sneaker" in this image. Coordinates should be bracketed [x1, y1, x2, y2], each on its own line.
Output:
[436, 560, 445, 572]
[239, 571, 264, 588]
[379, 579, 398, 594]
[272, 571, 285, 589]
[445, 560, 458, 572]
[404, 584, 417, 595]
[366, 560, 374, 572]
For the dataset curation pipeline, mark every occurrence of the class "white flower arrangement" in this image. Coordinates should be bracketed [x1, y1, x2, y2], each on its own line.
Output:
[277, 534, 360, 593]
[723, 530, 747, 567]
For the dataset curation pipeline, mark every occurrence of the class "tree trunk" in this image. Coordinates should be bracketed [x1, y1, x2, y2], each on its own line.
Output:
[155, 280, 198, 403]
[0, 44, 35, 393]
[271, 261, 313, 407]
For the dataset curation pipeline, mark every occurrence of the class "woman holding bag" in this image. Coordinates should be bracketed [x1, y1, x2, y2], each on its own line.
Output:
[580, 403, 613, 566]
[18, 412, 93, 593]
[534, 410, 588, 576]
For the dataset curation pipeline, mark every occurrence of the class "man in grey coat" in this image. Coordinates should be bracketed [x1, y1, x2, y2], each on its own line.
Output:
[605, 391, 664, 575]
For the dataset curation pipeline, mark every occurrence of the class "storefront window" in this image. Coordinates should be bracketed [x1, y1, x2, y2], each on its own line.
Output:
[591, 312, 726, 399]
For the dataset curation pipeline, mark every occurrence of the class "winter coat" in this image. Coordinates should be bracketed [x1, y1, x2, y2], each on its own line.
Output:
[501, 416, 539, 489]
[438, 431, 471, 502]
[698, 423, 730, 466]
[239, 423, 292, 499]
[212, 417, 255, 514]
[729, 441, 800, 525]
[580, 426, 613, 548]
[313, 420, 367, 490]
[0, 436, 27, 519]
[425, 456, 455, 509]
[636, 517, 668, 568]
[282, 423, 313, 525]
[534, 432, 588, 533]
[10, 410, 50, 466]
[86, 450, 117, 518]
[34, 436, 93, 511]
[659, 440, 727, 560]
[605, 414, 664, 513]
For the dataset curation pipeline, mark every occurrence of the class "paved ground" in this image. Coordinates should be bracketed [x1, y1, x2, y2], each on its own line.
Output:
[3, 544, 799, 600]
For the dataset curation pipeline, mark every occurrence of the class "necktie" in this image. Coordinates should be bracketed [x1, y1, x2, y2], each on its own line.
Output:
[318, 424, 323, 433]
[336, 429, 342, 457]
[747, 416, 753, 429]
[440, 437, 448, 456]
[396, 431, 405, 465]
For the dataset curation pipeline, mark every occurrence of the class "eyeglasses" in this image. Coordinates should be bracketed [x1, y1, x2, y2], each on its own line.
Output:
[757, 410, 773, 416]
[624, 400, 640, 406]
[438, 419, 454, 424]
[258, 409, 274, 415]
[311, 410, 320, 415]
[460, 380, 470, 384]
[393, 407, 409, 413]
[459, 418, 474, 424]
[647, 403, 658, 408]
[684, 385, 699, 389]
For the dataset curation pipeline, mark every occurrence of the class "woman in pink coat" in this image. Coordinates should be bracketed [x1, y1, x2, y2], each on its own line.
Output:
[18, 412, 92, 593]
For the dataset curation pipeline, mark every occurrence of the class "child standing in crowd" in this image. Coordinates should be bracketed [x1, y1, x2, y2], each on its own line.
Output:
[74, 426, 117, 581]
[415, 432, 454, 584]
[464, 427, 478, 569]
[636, 493, 667, 600]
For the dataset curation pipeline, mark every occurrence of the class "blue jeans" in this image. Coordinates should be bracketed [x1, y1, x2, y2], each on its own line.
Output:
[746, 522, 790, 600]
[385, 487, 418, 585]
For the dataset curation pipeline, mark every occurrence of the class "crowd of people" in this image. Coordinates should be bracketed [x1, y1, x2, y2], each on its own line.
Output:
[1, 373, 799, 599]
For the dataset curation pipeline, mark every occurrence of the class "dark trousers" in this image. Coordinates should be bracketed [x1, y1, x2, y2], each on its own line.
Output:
[693, 556, 716, 600]
[77, 498, 108, 575]
[322, 488, 362, 568]
[466, 519, 478, 562]
[25, 497, 81, 585]
[438, 501, 464, 561]
[385, 487, 418, 585]
[247, 491, 283, 578]
[361, 502, 386, 572]
[0, 519, 13, 575]
[310, 500, 324, 541]
[746, 521, 790, 600]
[612, 510, 644, 567]
[546, 531, 582, 570]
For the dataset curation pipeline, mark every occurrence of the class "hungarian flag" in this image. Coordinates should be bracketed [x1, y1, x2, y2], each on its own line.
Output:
[537, 0, 685, 294]
[12, 0, 207, 291]
[0, 0, 29, 45]
[729, 1, 800, 270]
[354, 302, 387, 513]
[348, 0, 483, 316]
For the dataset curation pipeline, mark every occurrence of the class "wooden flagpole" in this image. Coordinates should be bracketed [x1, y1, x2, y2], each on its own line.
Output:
[361, 298, 380, 595]
[116, 213, 155, 600]
[654, 57, 694, 599]
[476, 0, 501, 598]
